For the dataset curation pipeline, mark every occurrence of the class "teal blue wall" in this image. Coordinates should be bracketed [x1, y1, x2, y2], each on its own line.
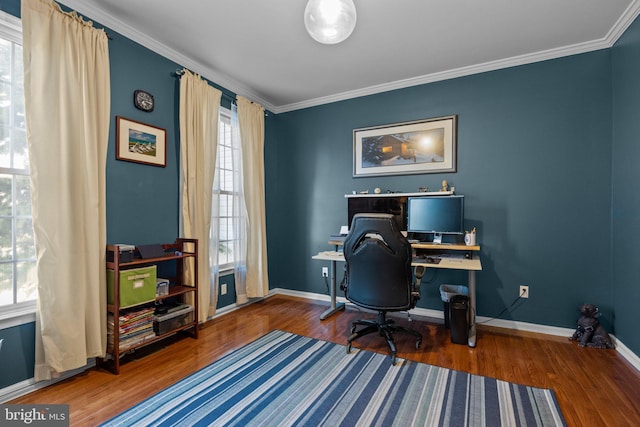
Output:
[105, 29, 240, 246]
[0, 323, 34, 389]
[267, 52, 614, 333]
[2, 0, 639, 392]
[106, 31, 182, 244]
[0, 1, 19, 17]
[1, 2, 180, 245]
[0, 0, 242, 390]
[612, 16, 640, 357]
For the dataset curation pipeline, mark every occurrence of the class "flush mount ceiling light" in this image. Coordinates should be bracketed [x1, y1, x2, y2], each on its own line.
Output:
[304, 0, 357, 45]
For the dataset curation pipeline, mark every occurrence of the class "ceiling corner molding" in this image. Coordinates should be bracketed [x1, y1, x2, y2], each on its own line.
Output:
[277, 33, 621, 114]
[276, 0, 640, 114]
[57, 0, 277, 112]
[605, 0, 640, 45]
[57, 0, 640, 115]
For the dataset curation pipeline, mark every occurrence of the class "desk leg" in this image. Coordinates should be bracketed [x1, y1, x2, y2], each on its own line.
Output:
[468, 270, 477, 347]
[320, 259, 345, 320]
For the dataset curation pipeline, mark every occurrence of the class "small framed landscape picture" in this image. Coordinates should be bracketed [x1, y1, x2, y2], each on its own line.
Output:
[116, 116, 167, 167]
[353, 115, 457, 177]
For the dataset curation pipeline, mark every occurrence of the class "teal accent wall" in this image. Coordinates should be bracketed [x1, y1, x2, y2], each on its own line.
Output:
[2, 0, 639, 393]
[0, 0, 242, 391]
[0, 1, 19, 17]
[217, 274, 237, 308]
[612, 16, 640, 356]
[106, 30, 182, 245]
[105, 29, 237, 246]
[267, 52, 614, 333]
[0, 323, 35, 389]
[2, 0, 181, 246]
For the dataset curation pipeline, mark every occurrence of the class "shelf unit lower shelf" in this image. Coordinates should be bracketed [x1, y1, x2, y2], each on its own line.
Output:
[108, 322, 197, 355]
[101, 238, 199, 374]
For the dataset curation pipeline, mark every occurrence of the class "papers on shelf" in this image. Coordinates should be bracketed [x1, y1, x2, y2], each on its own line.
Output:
[108, 306, 156, 351]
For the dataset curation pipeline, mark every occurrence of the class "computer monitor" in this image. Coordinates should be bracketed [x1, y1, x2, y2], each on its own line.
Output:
[347, 196, 407, 231]
[407, 195, 464, 243]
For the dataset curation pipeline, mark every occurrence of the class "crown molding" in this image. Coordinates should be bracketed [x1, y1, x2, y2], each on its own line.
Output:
[605, 0, 640, 44]
[274, 40, 610, 113]
[58, 0, 640, 115]
[57, 0, 277, 113]
[274, 0, 640, 113]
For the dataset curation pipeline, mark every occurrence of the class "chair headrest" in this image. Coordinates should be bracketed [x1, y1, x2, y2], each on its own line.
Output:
[345, 213, 409, 256]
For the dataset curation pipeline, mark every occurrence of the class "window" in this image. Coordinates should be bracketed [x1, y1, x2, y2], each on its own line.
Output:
[213, 108, 242, 271]
[0, 12, 36, 310]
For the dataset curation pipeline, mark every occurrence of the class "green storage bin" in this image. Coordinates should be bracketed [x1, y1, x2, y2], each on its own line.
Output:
[107, 265, 157, 308]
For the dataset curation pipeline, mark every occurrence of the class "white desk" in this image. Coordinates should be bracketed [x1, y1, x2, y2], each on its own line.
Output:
[312, 251, 347, 320]
[312, 243, 482, 347]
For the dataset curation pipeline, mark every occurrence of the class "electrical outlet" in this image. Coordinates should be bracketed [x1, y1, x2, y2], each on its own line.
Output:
[322, 267, 329, 277]
[519, 285, 529, 298]
[221, 283, 227, 295]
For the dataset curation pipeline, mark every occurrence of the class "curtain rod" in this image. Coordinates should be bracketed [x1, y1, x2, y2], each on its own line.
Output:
[173, 68, 268, 116]
[173, 69, 235, 103]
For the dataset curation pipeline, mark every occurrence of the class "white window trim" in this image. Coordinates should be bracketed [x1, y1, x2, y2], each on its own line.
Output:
[0, 301, 36, 330]
[0, 10, 34, 329]
[179, 108, 237, 275]
[215, 107, 241, 273]
[0, 10, 21, 44]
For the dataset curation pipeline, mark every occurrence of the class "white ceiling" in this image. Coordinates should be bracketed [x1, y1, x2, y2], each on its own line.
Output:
[59, 0, 640, 114]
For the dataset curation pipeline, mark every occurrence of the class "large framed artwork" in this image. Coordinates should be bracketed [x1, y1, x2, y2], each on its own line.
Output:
[353, 115, 457, 177]
[116, 116, 167, 167]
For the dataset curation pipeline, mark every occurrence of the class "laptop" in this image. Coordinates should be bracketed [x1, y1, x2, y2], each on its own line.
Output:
[137, 244, 166, 259]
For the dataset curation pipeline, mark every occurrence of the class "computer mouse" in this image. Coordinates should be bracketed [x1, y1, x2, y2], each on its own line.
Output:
[426, 257, 436, 263]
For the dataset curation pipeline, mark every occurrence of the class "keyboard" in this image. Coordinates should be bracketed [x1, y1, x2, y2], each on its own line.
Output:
[414, 256, 441, 264]
[318, 251, 342, 257]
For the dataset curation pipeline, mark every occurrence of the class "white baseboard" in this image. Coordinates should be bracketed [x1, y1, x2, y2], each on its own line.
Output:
[614, 338, 640, 369]
[273, 287, 574, 333]
[3, 288, 638, 401]
[0, 360, 94, 403]
[270, 287, 640, 372]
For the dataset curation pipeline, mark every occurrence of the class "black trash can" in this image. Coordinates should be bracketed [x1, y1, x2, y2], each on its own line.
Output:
[450, 294, 470, 345]
[439, 284, 468, 328]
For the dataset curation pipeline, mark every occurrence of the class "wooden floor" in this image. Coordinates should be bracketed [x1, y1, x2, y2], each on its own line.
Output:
[9, 295, 640, 426]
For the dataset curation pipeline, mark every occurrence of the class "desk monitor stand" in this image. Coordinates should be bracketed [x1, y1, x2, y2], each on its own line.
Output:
[433, 233, 443, 244]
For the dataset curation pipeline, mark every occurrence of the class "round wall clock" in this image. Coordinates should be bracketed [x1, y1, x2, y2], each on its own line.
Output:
[133, 90, 154, 112]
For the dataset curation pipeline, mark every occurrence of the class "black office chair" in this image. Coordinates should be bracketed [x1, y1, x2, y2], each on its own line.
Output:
[343, 213, 424, 364]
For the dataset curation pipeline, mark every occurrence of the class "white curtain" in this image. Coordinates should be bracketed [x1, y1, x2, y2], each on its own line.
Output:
[22, 0, 110, 380]
[230, 104, 248, 304]
[236, 96, 269, 298]
[179, 70, 221, 323]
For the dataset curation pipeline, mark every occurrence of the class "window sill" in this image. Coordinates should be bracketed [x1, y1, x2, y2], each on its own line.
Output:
[219, 266, 234, 275]
[0, 267, 236, 330]
[0, 301, 36, 330]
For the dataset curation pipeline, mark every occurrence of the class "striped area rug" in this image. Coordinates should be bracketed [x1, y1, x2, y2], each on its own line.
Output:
[101, 330, 566, 426]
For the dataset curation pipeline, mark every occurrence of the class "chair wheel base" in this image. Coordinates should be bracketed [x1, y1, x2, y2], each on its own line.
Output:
[347, 315, 422, 364]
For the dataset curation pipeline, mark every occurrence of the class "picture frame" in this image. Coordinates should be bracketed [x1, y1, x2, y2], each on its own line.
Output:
[116, 116, 167, 167]
[353, 115, 457, 177]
